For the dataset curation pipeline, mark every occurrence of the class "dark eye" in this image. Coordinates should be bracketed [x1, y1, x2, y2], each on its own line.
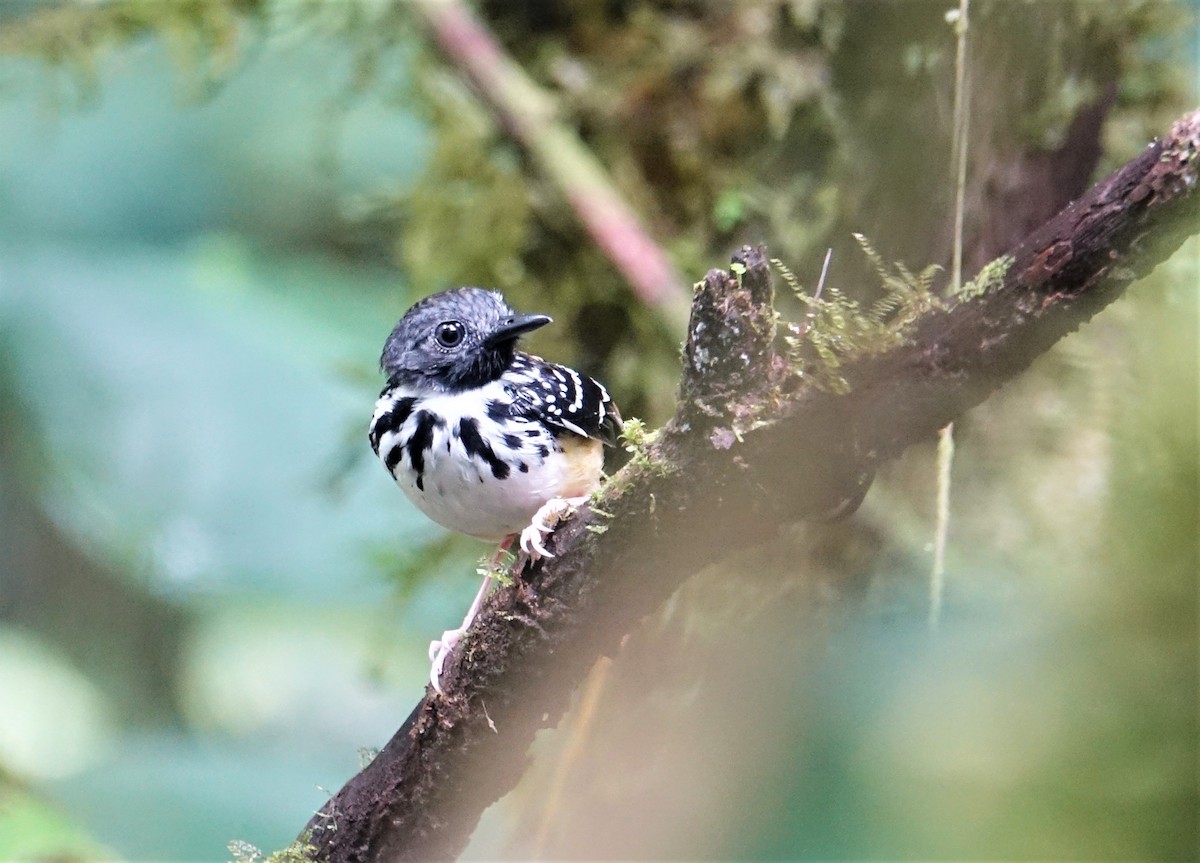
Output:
[434, 321, 464, 348]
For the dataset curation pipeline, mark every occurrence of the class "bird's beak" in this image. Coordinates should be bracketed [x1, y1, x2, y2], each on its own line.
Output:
[485, 313, 552, 345]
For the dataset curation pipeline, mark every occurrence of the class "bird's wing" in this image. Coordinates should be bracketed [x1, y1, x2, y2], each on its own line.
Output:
[509, 356, 622, 446]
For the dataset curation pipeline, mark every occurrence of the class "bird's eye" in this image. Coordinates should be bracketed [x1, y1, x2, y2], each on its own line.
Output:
[434, 320, 465, 348]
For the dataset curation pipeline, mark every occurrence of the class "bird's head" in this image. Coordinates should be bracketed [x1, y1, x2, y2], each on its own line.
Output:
[380, 287, 552, 392]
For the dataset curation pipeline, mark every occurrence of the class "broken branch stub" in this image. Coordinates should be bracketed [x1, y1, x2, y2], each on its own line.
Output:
[679, 245, 780, 431]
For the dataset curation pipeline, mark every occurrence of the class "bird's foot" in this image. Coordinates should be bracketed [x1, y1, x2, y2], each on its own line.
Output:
[519, 495, 588, 561]
[428, 627, 466, 694]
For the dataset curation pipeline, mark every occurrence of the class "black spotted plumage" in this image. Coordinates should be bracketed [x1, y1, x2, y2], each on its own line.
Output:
[456, 417, 510, 481]
[369, 396, 416, 452]
[406, 410, 443, 492]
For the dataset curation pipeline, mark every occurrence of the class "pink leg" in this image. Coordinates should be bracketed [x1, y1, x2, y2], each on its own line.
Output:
[428, 536, 514, 694]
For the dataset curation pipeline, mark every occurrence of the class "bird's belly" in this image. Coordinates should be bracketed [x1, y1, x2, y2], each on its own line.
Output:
[372, 382, 609, 541]
[398, 443, 569, 541]
[376, 403, 576, 540]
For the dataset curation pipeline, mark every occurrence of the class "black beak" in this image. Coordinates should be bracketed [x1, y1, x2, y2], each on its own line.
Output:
[485, 313, 552, 345]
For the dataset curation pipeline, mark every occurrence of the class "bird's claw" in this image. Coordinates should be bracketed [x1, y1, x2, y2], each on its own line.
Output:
[519, 496, 587, 561]
[428, 627, 465, 694]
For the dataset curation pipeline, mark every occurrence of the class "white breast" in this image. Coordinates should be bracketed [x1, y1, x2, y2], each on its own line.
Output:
[372, 382, 571, 541]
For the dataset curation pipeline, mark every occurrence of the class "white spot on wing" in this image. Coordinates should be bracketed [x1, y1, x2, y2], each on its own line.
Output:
[566, 367, 584, 412]
[558, 418, 589, 437]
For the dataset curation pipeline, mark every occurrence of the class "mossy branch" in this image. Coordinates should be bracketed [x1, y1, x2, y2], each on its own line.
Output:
[301, 107, 1199, 862]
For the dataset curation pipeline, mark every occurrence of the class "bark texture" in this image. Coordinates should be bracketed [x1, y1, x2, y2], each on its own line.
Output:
[303, 108, 1199, 862]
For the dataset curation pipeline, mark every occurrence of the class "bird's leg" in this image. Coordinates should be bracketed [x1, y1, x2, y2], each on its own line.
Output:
[428, 536, 514, 694]
[519, 496, 589, 561]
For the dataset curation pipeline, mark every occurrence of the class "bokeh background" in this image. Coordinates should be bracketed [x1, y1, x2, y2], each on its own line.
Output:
[0, 1, 1196, 860]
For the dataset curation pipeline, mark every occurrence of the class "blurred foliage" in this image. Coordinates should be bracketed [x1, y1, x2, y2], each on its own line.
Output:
[0, 0, 1196, 860]
[394, 0, 1195, 422]
[0, 781, 114, 862]
[0, 5, 462, 856]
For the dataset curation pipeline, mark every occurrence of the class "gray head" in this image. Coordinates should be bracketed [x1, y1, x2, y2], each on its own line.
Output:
[380, 287, 552, 391]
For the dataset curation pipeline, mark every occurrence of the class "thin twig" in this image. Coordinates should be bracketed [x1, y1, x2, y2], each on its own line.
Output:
[948, 0, 972, 294]
[929, 422, 955, 630]
[407, 0, 689, 326]
[795, 247, 833, 340]
[931, 0, 970, 628]
[815, 246, 833, 301]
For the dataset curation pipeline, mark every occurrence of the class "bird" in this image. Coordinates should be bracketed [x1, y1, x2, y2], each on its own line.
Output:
[369, 287, 621, 693]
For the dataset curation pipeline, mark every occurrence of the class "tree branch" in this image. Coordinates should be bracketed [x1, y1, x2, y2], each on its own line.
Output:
[302, 108, 1200, 862]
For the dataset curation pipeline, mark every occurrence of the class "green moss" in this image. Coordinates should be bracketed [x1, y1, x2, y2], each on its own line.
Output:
[229, 834, 317, 863]
[591, 417, 671, 503]
[775, 236, 945, 394]
[487, 543, 520, 586]
[625, 425, 671, 477]
[955, 254, 1014, 301]
[850, 233, 945, 321]
[618, 417, 656, 460]
[267, 840, 319, 863]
